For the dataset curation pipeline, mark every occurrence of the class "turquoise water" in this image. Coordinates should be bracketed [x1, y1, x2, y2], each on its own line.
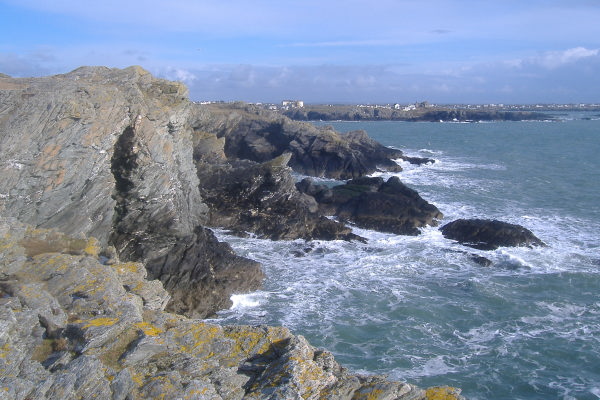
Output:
[214, 116, 600, 399]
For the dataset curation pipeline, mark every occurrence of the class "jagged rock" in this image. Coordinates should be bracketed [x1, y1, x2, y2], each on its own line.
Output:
[0, 66, 261, 318]
[195, 144, 361, 241]
[192, 102, 423, 179]
[0, 221, 460, 400]
[440, 218, 546, 250]
[298, 176, 443, 235]
[145, 226, 264, 318]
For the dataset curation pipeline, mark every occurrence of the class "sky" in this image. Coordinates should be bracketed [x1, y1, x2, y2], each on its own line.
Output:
[1, 0, 600, 104]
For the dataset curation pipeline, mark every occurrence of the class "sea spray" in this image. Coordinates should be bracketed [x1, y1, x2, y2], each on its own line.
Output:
[214, 116, 600, 400]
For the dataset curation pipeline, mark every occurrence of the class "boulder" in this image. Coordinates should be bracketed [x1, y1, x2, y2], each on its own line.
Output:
[298, 176, 443, 235]
[440, 218, 546, 250]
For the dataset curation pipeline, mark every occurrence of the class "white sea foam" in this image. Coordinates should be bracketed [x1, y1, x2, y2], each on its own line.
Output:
[212, 118, 600, 399]
[230, 293, 265, 309]
[392, 355, 458, 380]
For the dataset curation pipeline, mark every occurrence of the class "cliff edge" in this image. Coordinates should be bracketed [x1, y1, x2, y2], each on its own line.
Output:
[0, 220, 465, 399]
[0, 67, 464, 399]
[0, 66, 261, 319]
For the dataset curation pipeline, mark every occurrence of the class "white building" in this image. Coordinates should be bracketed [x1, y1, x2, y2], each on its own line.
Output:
[282, 100, 304, 109]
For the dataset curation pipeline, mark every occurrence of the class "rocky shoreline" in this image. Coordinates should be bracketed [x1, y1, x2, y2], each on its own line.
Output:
[281, 104, 551, 122]
[0, 66, 542, 399]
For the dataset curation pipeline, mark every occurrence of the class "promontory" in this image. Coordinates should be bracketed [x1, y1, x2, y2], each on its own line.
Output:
[0, 66, 464, 399]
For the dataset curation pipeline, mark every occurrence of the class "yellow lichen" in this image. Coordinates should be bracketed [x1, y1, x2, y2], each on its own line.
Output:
[135, 322, 163, 337]
[131, 371, 145, 387]
[174, 323, 221, 356]
[84, 237, 100, 257]
[112, 262, 142, 274]
[0, 343, 10, 359]
[78, 317, 119, 328]
[425, 386, 462, 400]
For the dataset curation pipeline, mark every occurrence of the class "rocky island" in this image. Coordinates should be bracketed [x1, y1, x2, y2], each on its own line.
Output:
[0, 66, 471, 399]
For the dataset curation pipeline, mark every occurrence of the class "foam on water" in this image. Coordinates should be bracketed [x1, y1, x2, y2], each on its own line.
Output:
[213, 118, 600, 399]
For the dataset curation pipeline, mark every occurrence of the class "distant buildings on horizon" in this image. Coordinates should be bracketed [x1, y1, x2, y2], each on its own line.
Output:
[193, 99, 600, 111]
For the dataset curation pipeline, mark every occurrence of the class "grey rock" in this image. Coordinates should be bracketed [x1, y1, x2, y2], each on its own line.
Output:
[0, 66, 261, 318]
[191, 102, 407, 179]
[196, 151, 361, 241]
[298, 176, 443, 235]
[0, 221, 459, 399]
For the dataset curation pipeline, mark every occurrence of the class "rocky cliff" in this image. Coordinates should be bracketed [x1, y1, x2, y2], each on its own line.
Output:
[191, 102, 420, 180]
[0, 66, 464, 399]
[0, 66, 261, 319]
[1, 220, 465, 399]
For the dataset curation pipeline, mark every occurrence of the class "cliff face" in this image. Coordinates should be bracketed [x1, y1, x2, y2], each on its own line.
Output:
[0, 66, 203, 241]
[1, 220, 456, 400]
[0, 66, 261, 318]
[0, 67, 466, 399]
[191, 102, 405, 180]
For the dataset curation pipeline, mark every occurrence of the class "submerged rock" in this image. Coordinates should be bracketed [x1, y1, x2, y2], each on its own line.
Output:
[298, 176, 443, 235]
[0, 221, 457, 400]
[440, 218, 546, 250]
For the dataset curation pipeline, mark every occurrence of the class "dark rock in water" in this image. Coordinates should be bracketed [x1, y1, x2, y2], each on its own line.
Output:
[298, 176, 443, 235]
[470, 254, 494, 267]
[145, 226, 263, 318]
[446, 249, 494, 267]
[440, 218, 546, 250]
[196, 152, 362, 241]
[192, 102, 431, 179]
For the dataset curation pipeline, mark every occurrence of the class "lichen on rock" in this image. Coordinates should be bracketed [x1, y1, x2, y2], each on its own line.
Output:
[0, 221, 461, 399]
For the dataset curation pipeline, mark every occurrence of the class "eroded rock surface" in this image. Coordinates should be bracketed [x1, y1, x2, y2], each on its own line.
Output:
[298, 176, 443, 235]
[440, 218, 546, 250]
[0, 221, 460, 400]
[0, 66, 259, 318]
[192, 102, 430, 179]
[194, 135, 361, 241]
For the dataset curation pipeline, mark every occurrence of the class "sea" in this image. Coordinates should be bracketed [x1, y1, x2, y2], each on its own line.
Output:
[211, 112, 600, 400]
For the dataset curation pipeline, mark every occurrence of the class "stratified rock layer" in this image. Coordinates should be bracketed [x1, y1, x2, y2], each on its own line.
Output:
[0, 221, 457, 400]
[0, 66, 260, 318]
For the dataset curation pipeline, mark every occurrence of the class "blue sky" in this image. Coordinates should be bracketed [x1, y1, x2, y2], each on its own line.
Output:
[1, 0, 599, 104]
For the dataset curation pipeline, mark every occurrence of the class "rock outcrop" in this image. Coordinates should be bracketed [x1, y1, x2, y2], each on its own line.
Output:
[192, 102, 428, 179]
[440, 218, 546, 250]
[0, 220, 462, 399]
[193, 131, 361, 241]
[298, 176, 443, 235]
[0, 66, 260, 318]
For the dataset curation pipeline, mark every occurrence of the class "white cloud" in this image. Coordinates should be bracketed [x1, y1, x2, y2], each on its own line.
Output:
[161, 68, 197, 84]
[508, 47, 600, 70]
[536, 47, 599, 69]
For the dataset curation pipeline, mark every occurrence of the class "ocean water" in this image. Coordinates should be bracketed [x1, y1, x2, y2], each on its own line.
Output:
[212, 114, 600, 400]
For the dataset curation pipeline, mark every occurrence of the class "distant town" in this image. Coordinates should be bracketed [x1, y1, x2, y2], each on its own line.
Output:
[196, 100, 600, 112]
